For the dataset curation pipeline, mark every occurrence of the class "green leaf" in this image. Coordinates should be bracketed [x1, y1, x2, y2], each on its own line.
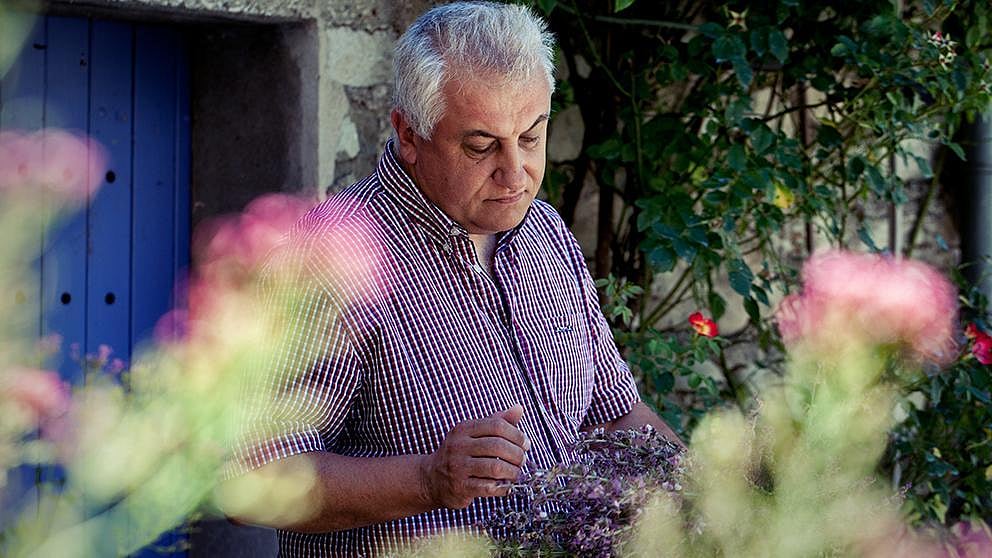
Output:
[750, 29, 767, 57]
[858, 225, 882, 253]
[752, 284, 770, 306]
[866, 164, 887, 194]
[913, 155, 934, 179]
[732, 57, 753, 88]
[654, 371, 675, 393]
[744, 297, 760, 323]
[615, 0, 635, 12]
[672, 237, 697, 263]
[816, 124, 842, 149]
[653, 223, 680, 240]
[751, 125, 775, 154]
[847, 155, 866, 180]
[698, 22, 724, 39]
[728, 144, 747, 172]
[587, 137, 622, 160]
[686, 226, 709, 246]
[728, 259, 753, 297]
[946, 141, 967, 161]
[649, 246, 676, 272]
[536, 0, 557, 14]
[830, 42, 849, 57]
[713, 35, 746, 62]
[768, 29, 788, 63]
[708, 291, 726, 320]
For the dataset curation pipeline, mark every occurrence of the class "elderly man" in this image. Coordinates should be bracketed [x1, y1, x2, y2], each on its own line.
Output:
[231, 2, 682, 556]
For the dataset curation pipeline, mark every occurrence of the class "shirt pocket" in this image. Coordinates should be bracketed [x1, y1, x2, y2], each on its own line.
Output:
[539, 310, 595, 426]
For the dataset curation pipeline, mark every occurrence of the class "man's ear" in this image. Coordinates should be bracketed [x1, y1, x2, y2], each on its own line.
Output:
[390, 109, 418, 166]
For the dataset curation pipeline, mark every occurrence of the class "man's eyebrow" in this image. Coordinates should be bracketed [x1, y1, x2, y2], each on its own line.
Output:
[462, 113, 551, 140]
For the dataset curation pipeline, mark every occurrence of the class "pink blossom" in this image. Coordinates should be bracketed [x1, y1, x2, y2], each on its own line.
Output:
[944, 521, 992, 558]
[196, 193, 312, 277]
[775, 250, 957, 363]
[0, 130, 106, 202]
[0, 367, 71, 436]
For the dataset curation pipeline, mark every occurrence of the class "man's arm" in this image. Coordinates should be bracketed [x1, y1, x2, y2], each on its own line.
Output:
[221, 405, 530, 533]
[583, 400, 686, 450]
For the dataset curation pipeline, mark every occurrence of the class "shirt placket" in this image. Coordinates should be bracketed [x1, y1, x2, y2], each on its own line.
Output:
[447, 229, 565, 468]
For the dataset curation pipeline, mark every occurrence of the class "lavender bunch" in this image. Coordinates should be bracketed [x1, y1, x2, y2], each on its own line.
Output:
[484, 425, 685, 557]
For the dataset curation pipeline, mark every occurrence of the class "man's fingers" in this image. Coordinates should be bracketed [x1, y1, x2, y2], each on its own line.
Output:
[467, 456, 520, 481]
[465, 437, 526, 466]
[499, 404, 524, 426]
[462, 416, 529, 449]
[465, 477, 512, 498]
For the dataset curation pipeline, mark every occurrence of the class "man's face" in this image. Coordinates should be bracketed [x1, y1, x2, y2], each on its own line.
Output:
[392, 72, 552, 235]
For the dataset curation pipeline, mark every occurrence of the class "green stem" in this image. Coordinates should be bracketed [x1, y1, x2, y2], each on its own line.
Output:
[904, 147, 947, 258]
[642, 265, 692, 328]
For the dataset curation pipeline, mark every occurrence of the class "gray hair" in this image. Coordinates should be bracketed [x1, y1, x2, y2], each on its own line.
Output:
[392, 1, 556, 139]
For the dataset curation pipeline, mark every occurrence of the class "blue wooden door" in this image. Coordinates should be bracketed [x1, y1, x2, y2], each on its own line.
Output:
[0, 13, 191, 556]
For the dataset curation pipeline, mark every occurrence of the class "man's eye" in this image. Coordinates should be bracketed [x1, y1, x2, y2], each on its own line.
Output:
[466, 143, 496, 155]
[520, 136, 540, 147]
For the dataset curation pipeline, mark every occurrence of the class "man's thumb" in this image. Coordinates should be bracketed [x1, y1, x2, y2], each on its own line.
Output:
[500, 404, 524, 426]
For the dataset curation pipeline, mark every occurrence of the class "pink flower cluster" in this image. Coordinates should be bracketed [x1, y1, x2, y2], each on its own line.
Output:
[776, 250, 957, 364]
[155, 193, 313, 344]
[0, 367, 71, 439]
[0, 130, 106, 203]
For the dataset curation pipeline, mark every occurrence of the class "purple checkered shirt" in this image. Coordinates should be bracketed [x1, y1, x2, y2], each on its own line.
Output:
[239, 141, 640, 557]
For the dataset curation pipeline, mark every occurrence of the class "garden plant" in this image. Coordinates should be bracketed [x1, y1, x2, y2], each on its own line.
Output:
[2, 0, 992, 556]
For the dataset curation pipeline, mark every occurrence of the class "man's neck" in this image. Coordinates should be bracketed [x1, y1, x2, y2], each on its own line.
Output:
[468, 233, 497, 273]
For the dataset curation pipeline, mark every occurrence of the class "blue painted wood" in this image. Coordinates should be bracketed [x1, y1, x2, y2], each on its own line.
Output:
[132, 24, 189, 558]
[0, 16, 47, 529]
[2, 16, 191, 556]
[174, 36, 192, 324]
[87, 20, 134, 368]
[0, 18, 46, 341]
[41, 16, 89, 387]
[132, 24, 177, 351]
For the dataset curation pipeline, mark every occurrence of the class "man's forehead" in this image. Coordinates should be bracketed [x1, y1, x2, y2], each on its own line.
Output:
[462, 113, 550, 140]
[441, 73, 552, 137]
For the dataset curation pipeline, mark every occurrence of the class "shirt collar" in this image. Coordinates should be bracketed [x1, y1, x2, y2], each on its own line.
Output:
[376, 139, 528, 251]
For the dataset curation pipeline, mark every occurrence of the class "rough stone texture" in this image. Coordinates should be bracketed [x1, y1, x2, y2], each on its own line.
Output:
[190, 21, 318, 225]
[69, 0, 317, 21]
[548, 104, 584, 163]
[323, 26, 393, 87]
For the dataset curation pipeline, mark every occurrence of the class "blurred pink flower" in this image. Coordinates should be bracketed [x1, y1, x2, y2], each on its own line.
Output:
[775, 250, 957, 363]
[0, 130, 106, 202]
[944, 520, 992, 558]
[195, 193, 312, 279]
[1, 367, 71, 436]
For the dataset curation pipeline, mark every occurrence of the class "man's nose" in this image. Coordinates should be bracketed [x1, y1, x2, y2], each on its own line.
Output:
[493, 147, 527, 190]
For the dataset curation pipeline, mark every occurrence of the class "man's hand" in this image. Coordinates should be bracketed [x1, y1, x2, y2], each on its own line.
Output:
[419, 404, 531, 509]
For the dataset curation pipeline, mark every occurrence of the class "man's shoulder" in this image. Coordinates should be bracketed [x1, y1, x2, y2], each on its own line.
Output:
[526, 198, 568, 230]
[522, 198, 576, 245]
[284, 175, 388, 252]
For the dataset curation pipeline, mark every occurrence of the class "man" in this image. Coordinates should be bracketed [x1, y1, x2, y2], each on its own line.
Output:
[229, 2, 682, 556]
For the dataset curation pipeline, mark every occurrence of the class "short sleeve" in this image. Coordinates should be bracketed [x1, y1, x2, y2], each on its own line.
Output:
[228, 248, 363, 477]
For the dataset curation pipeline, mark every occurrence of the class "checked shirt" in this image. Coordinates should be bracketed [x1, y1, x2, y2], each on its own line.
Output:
[239, 141, 640, 557]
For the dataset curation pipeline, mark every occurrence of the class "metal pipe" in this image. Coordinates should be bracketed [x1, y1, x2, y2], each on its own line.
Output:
[962, 115, 992, 299]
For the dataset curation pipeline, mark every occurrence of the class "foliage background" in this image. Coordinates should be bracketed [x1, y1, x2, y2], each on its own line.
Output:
[522, 0, 992, 530]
